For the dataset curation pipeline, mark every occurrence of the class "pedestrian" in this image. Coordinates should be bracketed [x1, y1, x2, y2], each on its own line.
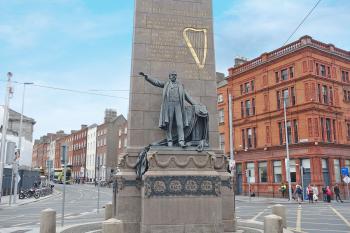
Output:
[334, 183, 344, 203]
[280, 182, 287, 198]
[312, 184, 319, 202]
[294, 184, 303, 206]
[326, 186, 332, 203]
[307, 184, 314, 203]
[322, 187, 327, 202]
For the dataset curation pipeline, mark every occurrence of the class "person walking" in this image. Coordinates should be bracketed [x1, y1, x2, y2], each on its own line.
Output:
[334, 184, 344, 203]
[280, 182, 287, 198]
[307, 184, 314, 203]
[294, 184, 303, 206]
[312, 184, 319, 202]
[326, 186, 332, 203]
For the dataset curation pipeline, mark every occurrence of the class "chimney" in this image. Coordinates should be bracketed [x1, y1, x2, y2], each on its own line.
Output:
[104, 109, 117, 123]
[81, 124, 87, 129]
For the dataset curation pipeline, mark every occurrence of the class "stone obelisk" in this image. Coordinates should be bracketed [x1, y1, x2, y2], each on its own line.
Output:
[115, 1, 234, 232]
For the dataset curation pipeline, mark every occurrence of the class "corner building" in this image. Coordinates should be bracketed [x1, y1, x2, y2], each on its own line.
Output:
[218, 36, 350, 197]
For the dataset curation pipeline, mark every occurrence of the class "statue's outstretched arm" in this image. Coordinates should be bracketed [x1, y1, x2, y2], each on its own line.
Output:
[185, 90, 197, 105]
[139, 72, 165, 88]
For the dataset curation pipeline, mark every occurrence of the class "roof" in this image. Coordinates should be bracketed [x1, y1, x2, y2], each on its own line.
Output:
[228, 35, 350, 77]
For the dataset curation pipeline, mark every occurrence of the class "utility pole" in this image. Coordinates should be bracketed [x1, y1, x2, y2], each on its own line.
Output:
[13, 82, 33, 204]
[228, 93, 236, 231]
[283, 97, 293, 201]
[97, 156, 101, 213]
[0, 72, 13, 204]
[61, 144, 67, 227]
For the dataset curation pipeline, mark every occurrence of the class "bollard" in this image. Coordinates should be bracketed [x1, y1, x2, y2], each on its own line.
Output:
[272, 204, 286, 228]
[264, 214, 282, 233]
[103, 218, 123, 233]
[105, 202, 113, 220]
[40, 208, 56, 233]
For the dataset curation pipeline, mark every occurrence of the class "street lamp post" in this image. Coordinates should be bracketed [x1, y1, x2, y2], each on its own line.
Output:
[13, 82, 34, 204]
[283, 97, 293, 201]
[228, 93, 236, 231]
[0, 72, 13, 204]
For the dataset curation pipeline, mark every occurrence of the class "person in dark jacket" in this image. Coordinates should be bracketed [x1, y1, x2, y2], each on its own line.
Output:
[334, 184, 344, 203]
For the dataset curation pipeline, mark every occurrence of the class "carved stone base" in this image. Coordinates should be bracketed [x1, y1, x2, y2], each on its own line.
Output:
[116, 148, 235, 233]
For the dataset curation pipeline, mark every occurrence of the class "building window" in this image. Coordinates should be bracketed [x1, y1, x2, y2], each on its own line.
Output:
[245, 100, 251, 117]
[322, 85, 328, 104]
[247, 128, 252, 148]
[293, 119, 299, 143]
[253, 127, 257, 148]
[219, 134, 225, 150]
[308, 118, 313, 137]
[317, 84, 322, 102]
[246, 162, 255, 183]
[347, 123, 350, 139]
[240, 84, 243, 95]
[282, 89, 289, 107]
[320, 64, 326, 77]
[342, 70, 349, 83]
[218, 109, 224, 123]
[345, 160, 350, 175]
[217, 94, 224, 103]
[278, 122, 283, 145]
[286, 121, 292, 144]
[290, 160, 296, 182]
[252, 98, 256, 115]
[321, 118, 325, 141]
[273, 161, 282, 183]
[333, 119, 337, 142]
[329, 87, 333, 105]
[275, 71, 279, 83]
[240, 102, 244, 118]
[241, 129, 246, 149]
[281, 69, 288, 81]
[289, 67, 294, 78]
[277, 91, 281, 110]
[244, 82, 251, 93]
[291, 87, 296, 106]
[326, 118, 331, 142]
[251, 80, 255, 92]
[334, 159, 341, 183]
[259, 162, 268, 183]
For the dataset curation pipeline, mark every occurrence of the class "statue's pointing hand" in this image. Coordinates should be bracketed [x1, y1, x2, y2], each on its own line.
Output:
[139, 72, 147, 79]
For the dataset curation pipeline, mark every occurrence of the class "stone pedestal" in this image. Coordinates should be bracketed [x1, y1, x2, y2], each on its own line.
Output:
[116, 148, 234, 233]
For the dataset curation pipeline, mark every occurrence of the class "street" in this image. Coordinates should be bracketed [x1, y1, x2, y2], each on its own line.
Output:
[236, 197, 350, 233]
[0, 184, 112, 232]
[1, 185, 350, 233]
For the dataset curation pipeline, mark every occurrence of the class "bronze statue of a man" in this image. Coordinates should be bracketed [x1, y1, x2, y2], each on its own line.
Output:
[139, 71, 196, 148]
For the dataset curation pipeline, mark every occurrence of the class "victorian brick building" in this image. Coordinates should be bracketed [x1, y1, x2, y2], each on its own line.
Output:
[71, 125, 88, 181]
[218, 36, 350, 197]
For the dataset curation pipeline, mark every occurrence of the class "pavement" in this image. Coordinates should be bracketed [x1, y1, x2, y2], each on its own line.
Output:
[0, 184, 112, 233]
[0, 190, 60, 208]
[236, 195, 350, 233]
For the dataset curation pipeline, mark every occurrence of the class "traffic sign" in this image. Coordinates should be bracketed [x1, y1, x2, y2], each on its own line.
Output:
[343, 176, 350, 184]
[341, 167, 349, 176]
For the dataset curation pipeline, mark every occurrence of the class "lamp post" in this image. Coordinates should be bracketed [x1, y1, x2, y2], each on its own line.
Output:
[13, 82, 34, 204]
[228, 93, 236, 231]
[283, 97, 293, 201]
[0, 72, 13, 204]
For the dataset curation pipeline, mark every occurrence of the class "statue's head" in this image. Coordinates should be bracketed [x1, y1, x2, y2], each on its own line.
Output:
[169, 71, 177, 82]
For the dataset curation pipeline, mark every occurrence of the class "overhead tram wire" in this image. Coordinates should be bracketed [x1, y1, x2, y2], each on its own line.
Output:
[0, 79, 128, 100]
[283, 0, 322, 46]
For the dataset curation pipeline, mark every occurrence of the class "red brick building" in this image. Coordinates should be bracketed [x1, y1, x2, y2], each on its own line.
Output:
[71, 125, 88, 181]
[218, 36, 350, 197]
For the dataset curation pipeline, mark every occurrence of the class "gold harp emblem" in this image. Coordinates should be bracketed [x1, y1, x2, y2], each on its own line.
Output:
[183, 28, 208, 69]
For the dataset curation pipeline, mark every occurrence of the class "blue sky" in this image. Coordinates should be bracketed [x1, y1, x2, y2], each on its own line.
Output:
[0, 0, 349, 140]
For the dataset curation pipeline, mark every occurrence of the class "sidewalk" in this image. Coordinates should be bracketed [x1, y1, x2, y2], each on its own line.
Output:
[0, 190, 60, 208]
[236, 195, 292, 204]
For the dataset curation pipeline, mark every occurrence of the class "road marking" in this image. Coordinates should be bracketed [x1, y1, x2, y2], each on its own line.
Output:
[330, 206, 350, 228]
[252, 211, 264, 221]
[296, 206, 302, 232]
[11, 221, 34, 227]
[1, 215, 24, 221]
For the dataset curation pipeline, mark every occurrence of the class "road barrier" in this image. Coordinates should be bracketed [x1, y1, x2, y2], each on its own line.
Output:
[40, 208, 56, 233]
[272, 204, 286, 228]
[103, 218, 124, 233]
[264, 214, 283, 233]
[105, 202, 113, 220]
